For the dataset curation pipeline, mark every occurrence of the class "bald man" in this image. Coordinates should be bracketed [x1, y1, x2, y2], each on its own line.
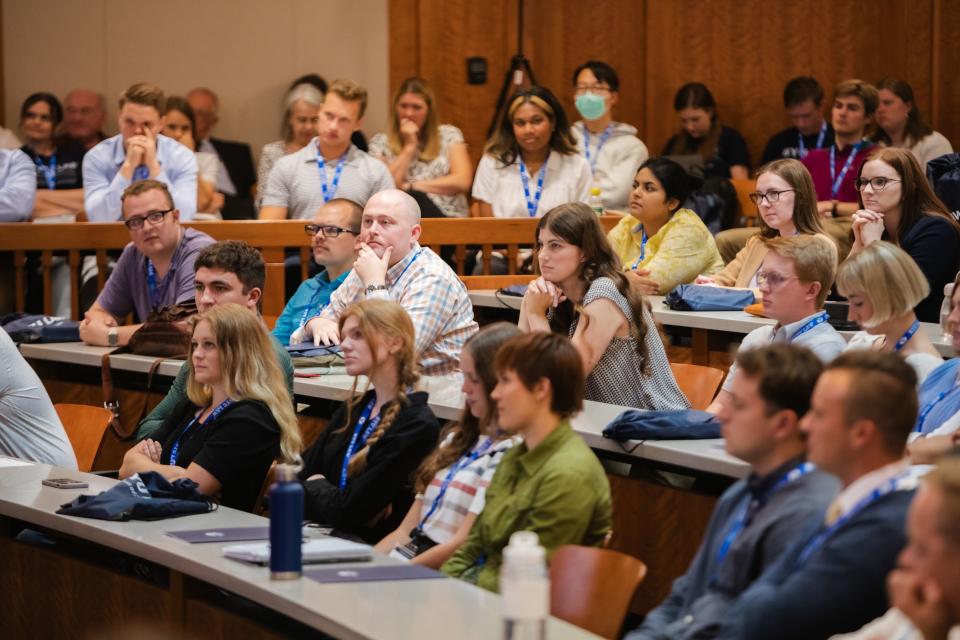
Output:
[301, 189, 477, 375]
[59, 89, 106, 150]
[186, 87, 256, 219]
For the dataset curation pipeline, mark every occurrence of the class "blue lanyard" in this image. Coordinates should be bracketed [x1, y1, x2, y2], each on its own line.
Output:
[390, 248, 423, 286]
[795, 468, 917, 568]
[297, 285, 328, 331]
[788, 312, 828, 341]
[133, 164, 150, 182]
[829, 141, 863, 200]
[519, 154, 548, 218]
[418, 437, 496, 530]
[893, 320, 921, 353]
[582, 124, 613, 176]
[169, 399, 234, 466]
[630, 224, 648, 270]
[145, 259, 162, 309]
[797, 121, 827, 159]
[339, 397, 382, 489]
[915, 374, 960, 433]
[712, 462, 815, 579]
[35, 154, 57, 189]
[317, 149, 348, 203]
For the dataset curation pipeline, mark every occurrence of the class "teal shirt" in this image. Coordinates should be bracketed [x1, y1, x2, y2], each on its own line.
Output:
[441, 421, 612, 592]
[272, 269, 350, 345]
[135, 335, 294, 441]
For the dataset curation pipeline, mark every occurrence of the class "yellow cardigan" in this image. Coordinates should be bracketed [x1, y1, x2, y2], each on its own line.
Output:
[607, 208, 724, 295]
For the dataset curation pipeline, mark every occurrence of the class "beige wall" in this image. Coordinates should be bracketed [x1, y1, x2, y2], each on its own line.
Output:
[2, 0, 389, 161]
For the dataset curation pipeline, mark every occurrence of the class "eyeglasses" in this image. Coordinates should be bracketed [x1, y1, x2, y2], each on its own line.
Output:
[756, 270, 799, 288]
[304, 224, 359, 238]
[574, 84, 612, 95]
[124, 208, 172, 230]
[854, 177, 901, 192]
[748, 189, 796, 205]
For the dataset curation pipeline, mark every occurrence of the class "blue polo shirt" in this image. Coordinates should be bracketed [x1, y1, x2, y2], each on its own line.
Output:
[272, 269, 350, 344]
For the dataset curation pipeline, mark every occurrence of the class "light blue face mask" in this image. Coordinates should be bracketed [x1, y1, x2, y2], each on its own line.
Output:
[575, 93, 606, 121]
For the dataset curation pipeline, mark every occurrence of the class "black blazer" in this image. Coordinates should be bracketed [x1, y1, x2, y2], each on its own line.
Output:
[298, 391, 440, 543]
[210, 137, 256, 219]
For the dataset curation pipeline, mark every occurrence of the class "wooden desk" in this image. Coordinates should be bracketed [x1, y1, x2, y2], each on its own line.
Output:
[468, 290, 955, 365]
[20, 342, 748, 480]
[0, 458, 598, 639]
[21, 341, 746, 613]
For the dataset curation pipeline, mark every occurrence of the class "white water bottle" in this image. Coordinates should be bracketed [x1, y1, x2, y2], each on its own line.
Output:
[941, 282, 955, 343]
[588, 187, 604, 217]
[501, 531, 549, 640]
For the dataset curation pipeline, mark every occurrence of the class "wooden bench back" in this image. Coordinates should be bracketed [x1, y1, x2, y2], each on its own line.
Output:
[0, 216, 620, 319]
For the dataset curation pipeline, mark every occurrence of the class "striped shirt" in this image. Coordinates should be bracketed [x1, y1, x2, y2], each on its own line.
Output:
[418, 435, 519, 543]
[319, 244, 478, 375]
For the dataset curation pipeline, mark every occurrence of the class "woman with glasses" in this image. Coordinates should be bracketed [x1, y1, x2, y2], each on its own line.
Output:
[120, 303, 302, 512]
[569, 61, 649, 212]
[19, 92, 85, 220]
[872, 78, 953, 170]
[274, 198, 362, 345]
[847, 147, 960, 322]
[837, 241, 942, 383]
[298, 300, 441, 543]
[662, 82, 750, 180]
[607, 157, 724, 295]
[369, 77, 472, 217]
[699, 159, 827, 294]
[521, 202, 688, 409]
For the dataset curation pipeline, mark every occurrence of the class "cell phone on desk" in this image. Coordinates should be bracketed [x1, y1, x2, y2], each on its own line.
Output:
[42, 478, 89, 489]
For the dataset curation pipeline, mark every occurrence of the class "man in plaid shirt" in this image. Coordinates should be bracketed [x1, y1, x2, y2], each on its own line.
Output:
[300, 189, 477, 375]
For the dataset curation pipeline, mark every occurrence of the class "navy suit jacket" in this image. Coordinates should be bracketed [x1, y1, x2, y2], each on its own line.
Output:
[717, 489, 914, 640]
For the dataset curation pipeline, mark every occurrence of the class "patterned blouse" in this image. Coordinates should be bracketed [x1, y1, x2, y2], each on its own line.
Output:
[563, 277, 689, 410]
[607, 208, 724, 294]
[256, 140, 287, 207]
[415, 434, 519, 544]
[368, 124, 469, 217]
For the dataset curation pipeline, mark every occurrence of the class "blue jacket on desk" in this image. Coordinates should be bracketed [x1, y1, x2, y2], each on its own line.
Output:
[716, 489, 915, 640]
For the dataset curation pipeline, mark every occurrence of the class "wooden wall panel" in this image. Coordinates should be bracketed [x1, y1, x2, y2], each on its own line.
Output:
[391, 0, 955, 175]
[643, 0, 935, 165]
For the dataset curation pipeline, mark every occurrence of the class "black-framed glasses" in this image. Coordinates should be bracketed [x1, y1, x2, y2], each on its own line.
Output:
[748, 189, 796, 205]
[854, 177, 901, 192]
[756, 270, 799, 288]
[124, 208, 173, 230]
[304, 224, 359, 238]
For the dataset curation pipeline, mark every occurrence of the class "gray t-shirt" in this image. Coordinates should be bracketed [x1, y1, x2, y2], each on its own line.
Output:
[260, 139, 394, 219]
[0, 329, 77, 468]
[96, 227, 214, 322]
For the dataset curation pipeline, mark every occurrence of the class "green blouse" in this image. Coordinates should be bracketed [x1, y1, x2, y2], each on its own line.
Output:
[441, 421, 612, 592]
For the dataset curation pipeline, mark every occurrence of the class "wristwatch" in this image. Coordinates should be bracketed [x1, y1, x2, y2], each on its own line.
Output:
[107, 326, 119, 347]
[365, 284, 388, 296]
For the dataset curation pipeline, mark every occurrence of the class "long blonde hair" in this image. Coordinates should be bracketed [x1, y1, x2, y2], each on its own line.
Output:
[387, 77, 440, 162]
[337, 300, 420, 478]
[186, 304, 302, 463]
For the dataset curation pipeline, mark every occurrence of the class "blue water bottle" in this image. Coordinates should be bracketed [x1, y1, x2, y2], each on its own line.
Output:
[269, 463, 303, 580]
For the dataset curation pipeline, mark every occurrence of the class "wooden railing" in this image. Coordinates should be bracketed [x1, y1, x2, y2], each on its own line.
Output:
[0, 216, 620, 319]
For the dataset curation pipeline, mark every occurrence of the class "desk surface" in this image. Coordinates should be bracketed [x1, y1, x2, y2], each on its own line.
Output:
[468, 291, 955, 358]
[21, 342, 750, 479]
[0, 458, 598, 639]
